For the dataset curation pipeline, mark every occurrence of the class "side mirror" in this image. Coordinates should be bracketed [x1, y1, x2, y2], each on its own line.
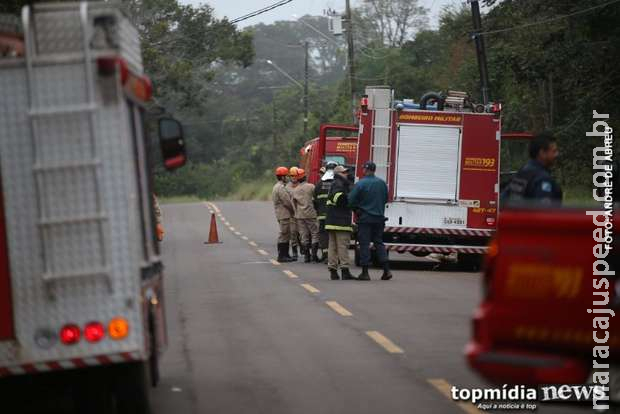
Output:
[158, 117, 187, 170]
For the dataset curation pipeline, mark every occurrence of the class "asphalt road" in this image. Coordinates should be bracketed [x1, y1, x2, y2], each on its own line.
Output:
[0, 201, 595, 413]
[149, 201, 591, 414]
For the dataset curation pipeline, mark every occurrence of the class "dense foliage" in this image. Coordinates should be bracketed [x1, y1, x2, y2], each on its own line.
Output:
[3, 1, 618, 200]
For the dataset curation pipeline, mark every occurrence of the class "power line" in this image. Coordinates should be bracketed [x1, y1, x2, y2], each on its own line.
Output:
[230, 0, 294, 24]
[478, 0, 620, 36]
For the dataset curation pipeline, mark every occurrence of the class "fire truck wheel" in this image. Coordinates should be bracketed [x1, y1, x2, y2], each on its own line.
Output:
[74, 367, 115, 414]
[115, 362, 153, 414]
[148, 308, 161, 387]
[458, 253, 482, 271]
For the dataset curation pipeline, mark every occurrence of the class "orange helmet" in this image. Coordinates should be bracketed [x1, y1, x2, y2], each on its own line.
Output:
[289, 166, 299, 177]
[275, 166, 289, 176]
[297, 168, 306, 179]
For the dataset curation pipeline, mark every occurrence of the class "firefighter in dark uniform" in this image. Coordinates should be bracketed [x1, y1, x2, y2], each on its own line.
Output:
[325, 165, 357, 281]
[313, 161, 337, 262]
[501, 132, 562, 205]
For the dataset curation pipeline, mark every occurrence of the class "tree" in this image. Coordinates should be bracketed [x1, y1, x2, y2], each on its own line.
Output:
[355, 0, 429, 47]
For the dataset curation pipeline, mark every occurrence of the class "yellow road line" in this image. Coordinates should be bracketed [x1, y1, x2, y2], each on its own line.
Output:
[257, 249, 269, 256]
[428, 379, 482, 414]
[366, 331, 404, 354]
[301, 283, 320, 294]
[249, 241, 258, 247]
[283, 270, 298, 279]
[270, 259, 281, 266]
[326, 301, 353, 317]
[241, 236, 249, 240]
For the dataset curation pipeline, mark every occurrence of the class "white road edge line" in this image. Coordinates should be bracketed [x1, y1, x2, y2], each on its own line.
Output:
[257, 249, 269, 256]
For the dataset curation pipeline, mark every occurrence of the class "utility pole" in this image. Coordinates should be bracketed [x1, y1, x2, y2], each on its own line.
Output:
[303, 40, 309, 136]
[469, 0, 490, 104]
[345, 0, 356, 122]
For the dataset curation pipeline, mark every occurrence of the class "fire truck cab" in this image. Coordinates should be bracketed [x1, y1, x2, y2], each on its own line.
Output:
[0, 3, 185, 412]
[353, 86, 502, 265]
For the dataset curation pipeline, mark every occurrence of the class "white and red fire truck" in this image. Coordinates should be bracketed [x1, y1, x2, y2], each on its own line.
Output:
[0, 2, 185, 412]
[319, 86, 503, 266]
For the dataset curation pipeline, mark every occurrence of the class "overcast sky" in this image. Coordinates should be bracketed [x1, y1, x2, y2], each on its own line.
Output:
[179, 0, 461, 29]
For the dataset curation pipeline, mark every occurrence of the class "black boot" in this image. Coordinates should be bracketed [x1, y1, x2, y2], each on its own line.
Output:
[277, 243, 294, 263]
[341, 268, 357, 280]
[329, 268, 340, 280]
[312, 243, 320, 262]
[381, 262, 393, 280]
[291, 245, 299, 261]
[319, 250, 327, 263]
[304, 244, 312, 263]
[357, 266, 371, 281]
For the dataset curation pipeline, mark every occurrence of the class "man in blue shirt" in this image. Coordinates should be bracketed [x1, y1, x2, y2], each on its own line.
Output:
[501, 132, 562, 205]
[348, 161, 392, 281]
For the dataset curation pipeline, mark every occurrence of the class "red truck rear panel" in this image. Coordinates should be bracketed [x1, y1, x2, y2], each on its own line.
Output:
[0, 185, 14, 340]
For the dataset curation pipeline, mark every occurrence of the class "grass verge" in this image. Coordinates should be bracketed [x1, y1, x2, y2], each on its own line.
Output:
[226, 179, 273, 201]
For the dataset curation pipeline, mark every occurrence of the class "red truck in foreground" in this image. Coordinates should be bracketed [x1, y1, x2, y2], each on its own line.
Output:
[467, 207, 619, 406]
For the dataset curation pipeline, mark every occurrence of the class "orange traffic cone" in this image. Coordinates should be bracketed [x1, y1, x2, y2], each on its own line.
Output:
[205, 213, 221, 244]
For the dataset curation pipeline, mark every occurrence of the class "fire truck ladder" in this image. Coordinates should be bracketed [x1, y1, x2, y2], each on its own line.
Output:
[22, 4, 112, 297]
[368, 87, 393, 182]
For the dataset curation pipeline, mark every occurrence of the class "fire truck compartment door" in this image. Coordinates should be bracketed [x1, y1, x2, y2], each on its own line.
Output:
[395, 124, 461, 201]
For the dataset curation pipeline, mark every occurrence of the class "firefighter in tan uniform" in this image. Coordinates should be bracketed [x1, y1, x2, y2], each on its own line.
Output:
[291, 169, 320, 262]
[286, 166, 301, 260]
[153, 193, 164, 241]
[272, 166, 295, 262]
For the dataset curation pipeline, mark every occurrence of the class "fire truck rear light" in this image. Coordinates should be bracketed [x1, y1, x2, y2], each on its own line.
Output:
[84, 322, 105, 343]
[486, 216, 496, 226]
[97, 56, 129, 83]
[108, 318, 129, 340]
[35, 328, 57, 349]
[60, 324, 81, 345]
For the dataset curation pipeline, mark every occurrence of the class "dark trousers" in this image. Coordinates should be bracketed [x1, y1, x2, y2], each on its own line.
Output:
[357, 221, 387, 267]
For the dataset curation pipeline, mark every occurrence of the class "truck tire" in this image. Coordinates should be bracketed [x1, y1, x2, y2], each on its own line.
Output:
[74, 367, 114, 414]
[148, 309, 160, 387]
[458, 253, 483, 271]
[115, 361, 153, 414]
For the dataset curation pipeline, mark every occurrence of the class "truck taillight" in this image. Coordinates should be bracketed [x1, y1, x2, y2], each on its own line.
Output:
[97, 56, 129, 83]
[108, 317, 129, 340]
[486, 216, 496, 226]
[84, 322, 105, 343]
[60, 324, 81, 345]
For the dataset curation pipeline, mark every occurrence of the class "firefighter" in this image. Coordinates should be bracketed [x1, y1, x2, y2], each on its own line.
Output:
[153, 193, 164, 241]
[287, 166, 301, 260]
[325, 165, 356, 280]
[314, 161, 337, 262]
[272, 166, 295, 262]
[501, 132, 562, 205]
[292, 168, 320, 262]
[348, 161, 392, 281]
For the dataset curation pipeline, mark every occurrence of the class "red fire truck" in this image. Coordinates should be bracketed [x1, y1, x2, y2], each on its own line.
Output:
[317, 87, 502, 265]
[300, 128, 358, 185]
[0, 3, 186, 412]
